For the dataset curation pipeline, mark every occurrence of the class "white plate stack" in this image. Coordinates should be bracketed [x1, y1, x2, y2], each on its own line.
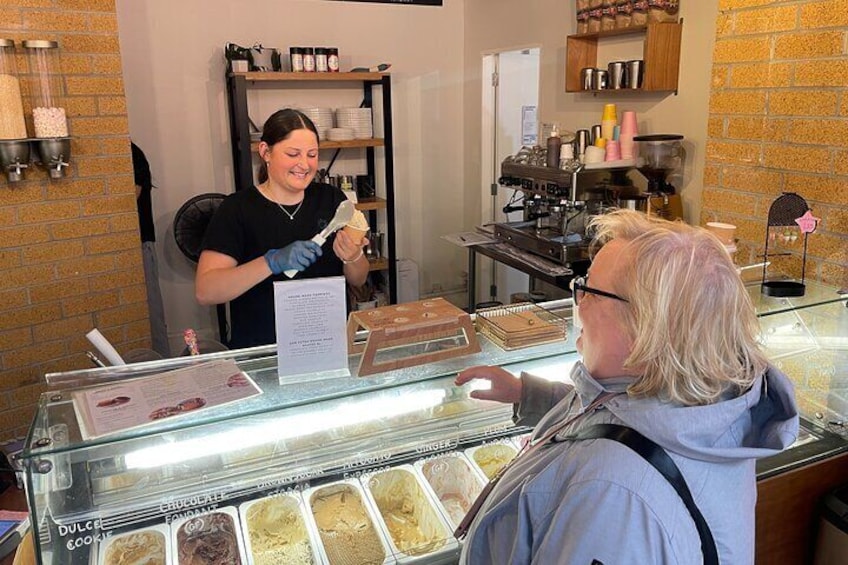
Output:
[336, 107, 373, 139]
[327, 127, 355, 141]
[299, 107, 335, 139]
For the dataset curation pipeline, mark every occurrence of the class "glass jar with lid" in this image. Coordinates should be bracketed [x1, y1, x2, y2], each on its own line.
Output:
[0, 39, 27, 140]
[23, 39, 68, 138]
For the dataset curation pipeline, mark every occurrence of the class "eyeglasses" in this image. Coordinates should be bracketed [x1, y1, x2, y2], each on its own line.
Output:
[571, 275, 628, 305]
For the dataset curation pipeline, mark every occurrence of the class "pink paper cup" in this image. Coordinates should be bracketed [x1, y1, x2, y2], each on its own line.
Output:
[620, 111, 638, 135]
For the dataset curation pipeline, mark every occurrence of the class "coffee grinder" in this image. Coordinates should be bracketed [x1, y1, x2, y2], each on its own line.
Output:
[634, 134, 684, 219]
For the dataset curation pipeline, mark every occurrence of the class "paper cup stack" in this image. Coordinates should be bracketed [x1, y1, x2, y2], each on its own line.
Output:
[620, 111, 638, 159]
[706, 221, 737, 260]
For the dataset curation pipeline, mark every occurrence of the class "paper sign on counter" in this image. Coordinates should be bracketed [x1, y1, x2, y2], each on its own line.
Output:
[72, 359, 261, 440]
[274, 276, 349, 382]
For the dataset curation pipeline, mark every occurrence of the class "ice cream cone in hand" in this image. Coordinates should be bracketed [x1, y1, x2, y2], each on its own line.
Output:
[343, 209, 369, 244]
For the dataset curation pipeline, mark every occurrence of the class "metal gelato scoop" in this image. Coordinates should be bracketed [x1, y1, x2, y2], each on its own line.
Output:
[283, 200, 355, 278]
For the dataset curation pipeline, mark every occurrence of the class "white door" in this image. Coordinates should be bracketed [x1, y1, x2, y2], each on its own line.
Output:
[480, 48, 540, 304]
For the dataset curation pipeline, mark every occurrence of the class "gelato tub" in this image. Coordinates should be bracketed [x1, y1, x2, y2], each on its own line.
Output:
[171, 507, 246, 565]
[99, 524, 169, 565]
[415, 453, 485, 530]
[465, 441, 518, 480]
[305, 480, 393, 565]
[240, 492, 320, 565]
[363, 465, 458, 563]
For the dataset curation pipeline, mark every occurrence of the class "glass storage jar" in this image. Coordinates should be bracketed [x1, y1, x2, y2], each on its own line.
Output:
[0, 39, 27, 140]
[23, 39, 68, 138]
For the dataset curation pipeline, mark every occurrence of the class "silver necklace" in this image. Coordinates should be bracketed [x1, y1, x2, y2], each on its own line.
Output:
[277, 200, 303, 220]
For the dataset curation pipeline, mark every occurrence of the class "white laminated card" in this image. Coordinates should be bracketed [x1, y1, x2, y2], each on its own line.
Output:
[274, 276, 350, 383]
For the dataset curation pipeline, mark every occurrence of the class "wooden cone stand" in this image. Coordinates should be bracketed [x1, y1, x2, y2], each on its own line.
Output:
[347, 298, 481, 377]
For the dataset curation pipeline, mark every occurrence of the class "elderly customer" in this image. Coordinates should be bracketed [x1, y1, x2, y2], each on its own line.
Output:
[455, 210, 798, 564]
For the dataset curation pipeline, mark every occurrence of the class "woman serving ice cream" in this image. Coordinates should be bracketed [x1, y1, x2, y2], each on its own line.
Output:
[196, 108, 370, 348]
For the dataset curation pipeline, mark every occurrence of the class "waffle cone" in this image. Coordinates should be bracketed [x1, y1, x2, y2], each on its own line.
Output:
[343, 225, 368, 244]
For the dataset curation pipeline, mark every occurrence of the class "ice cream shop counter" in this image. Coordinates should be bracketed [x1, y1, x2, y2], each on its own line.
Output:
[18, 284, 848, 564]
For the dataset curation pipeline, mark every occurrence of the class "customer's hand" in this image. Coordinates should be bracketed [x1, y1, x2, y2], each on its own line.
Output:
[455, 365, 522, 404]
[264, 241, 323, 275]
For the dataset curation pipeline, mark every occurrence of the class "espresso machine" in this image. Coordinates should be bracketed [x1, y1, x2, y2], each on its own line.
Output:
[495, 155, 642, 270]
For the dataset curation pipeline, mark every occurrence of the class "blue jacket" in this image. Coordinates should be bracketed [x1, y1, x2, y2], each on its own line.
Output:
[460, 362, 799, 565]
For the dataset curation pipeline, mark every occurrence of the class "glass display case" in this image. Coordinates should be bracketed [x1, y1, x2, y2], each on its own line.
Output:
[19, 284, 848, 564]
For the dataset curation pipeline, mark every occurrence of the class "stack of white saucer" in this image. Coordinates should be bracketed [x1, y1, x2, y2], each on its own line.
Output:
[327, 127, 355, 141]
[299, 107, 335, 139]
[335, 107, 373, 139]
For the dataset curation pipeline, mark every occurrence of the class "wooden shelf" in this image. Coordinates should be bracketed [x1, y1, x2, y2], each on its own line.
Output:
[568, 24, 654, 40]
[565, 21, 682, 93]
[367, 257, 388, 271]
[231, 71, 386, 82]
[250, 138, 385, 152]
[355, 197, 387, 211]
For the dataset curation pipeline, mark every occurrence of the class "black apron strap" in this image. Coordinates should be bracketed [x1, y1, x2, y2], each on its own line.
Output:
[575, 424, 719, 565]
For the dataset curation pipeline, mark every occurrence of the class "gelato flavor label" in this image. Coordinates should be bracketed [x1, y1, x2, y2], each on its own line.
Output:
[57, 519, 113, 552]
[481, 423, 511, 436]
[415, 438, 458, 454]
[162, 492, 228, 525]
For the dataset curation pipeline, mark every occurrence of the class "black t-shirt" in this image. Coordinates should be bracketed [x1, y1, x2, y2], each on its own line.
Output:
[131, 142, 156, 243]
[201, 182, 347, 348]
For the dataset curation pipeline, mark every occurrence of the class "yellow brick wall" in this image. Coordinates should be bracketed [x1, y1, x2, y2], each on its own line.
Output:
[704, 0, 848, 286]
[0, 0, 149, 439]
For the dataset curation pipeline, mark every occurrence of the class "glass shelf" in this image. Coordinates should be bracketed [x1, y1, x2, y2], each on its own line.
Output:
[27, 317, 578, 459]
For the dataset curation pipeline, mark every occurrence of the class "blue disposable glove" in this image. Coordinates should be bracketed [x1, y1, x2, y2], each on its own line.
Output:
[264, 240, 322, 275]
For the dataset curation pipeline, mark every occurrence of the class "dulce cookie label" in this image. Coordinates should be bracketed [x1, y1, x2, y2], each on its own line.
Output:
[616, 0, 633, 15]
[632, 0, 649, 12]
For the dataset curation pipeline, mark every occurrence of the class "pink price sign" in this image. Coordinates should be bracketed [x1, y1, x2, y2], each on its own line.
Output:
[794, 210, 820, 234]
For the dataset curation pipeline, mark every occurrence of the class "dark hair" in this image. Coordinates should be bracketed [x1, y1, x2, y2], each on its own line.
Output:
[257, 109, 319, 184]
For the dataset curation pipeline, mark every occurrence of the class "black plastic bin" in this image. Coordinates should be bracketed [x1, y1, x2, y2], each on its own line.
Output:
[814, 484, 848, 564]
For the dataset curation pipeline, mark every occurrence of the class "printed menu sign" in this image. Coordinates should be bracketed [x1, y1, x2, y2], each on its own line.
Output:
[274, 276, 349, 382]
[72, 359, 261, 440]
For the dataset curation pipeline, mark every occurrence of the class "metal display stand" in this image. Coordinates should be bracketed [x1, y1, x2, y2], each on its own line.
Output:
[761, 192, 814, 298]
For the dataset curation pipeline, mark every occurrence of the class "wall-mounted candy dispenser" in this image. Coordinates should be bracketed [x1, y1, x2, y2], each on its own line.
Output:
[0, 39, 31, 182]
[23, 39, 71, 179]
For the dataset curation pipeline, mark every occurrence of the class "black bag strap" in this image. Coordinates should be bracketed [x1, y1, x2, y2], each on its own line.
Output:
[575, 424, 719, 565]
